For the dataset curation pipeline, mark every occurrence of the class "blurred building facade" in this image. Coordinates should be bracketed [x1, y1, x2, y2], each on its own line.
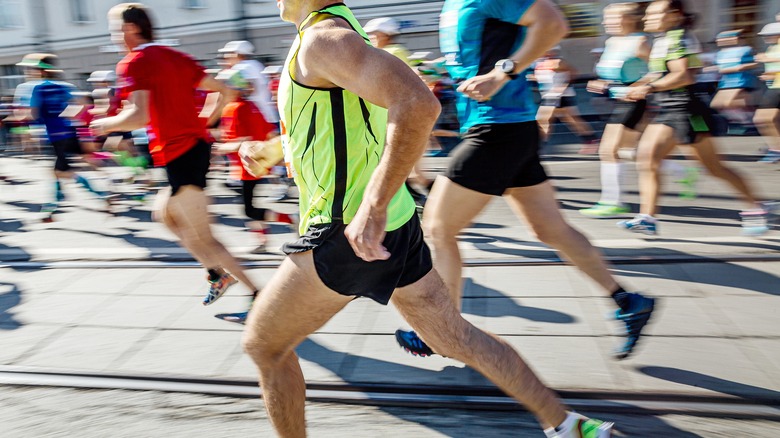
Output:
[0, 0, 777, 95]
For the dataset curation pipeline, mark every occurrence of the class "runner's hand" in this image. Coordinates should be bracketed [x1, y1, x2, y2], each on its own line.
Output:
[457, 69, 510, 102]
[344, 204, 390, 262]
[90, 118, 108, 137]
[626, 85, 650, 102]
[587, 80, 609, 94]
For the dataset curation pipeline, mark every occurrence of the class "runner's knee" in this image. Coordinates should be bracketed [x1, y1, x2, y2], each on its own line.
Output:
[242, 330, 292, 369]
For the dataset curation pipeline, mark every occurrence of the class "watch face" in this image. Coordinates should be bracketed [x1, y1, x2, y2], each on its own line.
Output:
[501, 60, 513, 73]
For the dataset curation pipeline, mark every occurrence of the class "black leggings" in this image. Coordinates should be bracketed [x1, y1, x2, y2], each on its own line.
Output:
[242, 179, 267, 221]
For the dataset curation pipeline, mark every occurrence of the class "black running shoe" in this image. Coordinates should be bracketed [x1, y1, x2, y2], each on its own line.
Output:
[613, 293, 656, 360]
[395, 329, 435, 357]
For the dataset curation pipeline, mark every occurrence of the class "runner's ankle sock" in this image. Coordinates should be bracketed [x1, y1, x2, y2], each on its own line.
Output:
[207, 269, 223, 282]
[54, 180, 63, 202]
[74, 174, 102, 196]
[599, 162, 624, 205]
[611, 287, 631, 312]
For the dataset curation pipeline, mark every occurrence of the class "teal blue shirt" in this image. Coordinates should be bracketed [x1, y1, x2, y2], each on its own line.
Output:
[439, 0, 535, 132]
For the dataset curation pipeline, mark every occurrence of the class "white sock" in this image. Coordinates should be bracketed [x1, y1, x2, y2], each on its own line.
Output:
[544, 412, 584, 438]
[599, 162, 624, 205]
[661, 160, 685, 179]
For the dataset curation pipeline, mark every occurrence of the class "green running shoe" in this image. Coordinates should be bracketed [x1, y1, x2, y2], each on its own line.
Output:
[677, 167, 699, 200]
[580, 203, 631, 218]
[545, 413, 614, 437]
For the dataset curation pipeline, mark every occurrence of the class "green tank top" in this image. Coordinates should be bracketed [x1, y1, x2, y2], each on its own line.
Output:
[277, 4, 416, 234]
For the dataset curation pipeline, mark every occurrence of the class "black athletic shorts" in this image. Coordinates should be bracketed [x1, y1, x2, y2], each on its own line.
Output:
[165, 139, 211, 195]
[52, 136, 83, 172]
[760, 88, 780, 110]
[608, 99, 646, 130]
[653, 92, 716, 144]
[542, 95, 577, 108]
[282, 214, 433, 305]
[445, 121, 548, 196]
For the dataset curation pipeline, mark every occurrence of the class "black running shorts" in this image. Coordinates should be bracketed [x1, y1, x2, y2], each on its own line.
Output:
[608, 99, 646, 130]
[282, 214, 433, 305]
[165, 139, 211, 195]
[445, 121, 548, 196]
[542, 95, 577, 108]
[52, 136, 83, 172]
[760, 88, 780, 110]
[653, 92, 716, 144]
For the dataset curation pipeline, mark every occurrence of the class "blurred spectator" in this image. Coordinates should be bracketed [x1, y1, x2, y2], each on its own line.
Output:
[218, 40, 279, 124]
[754, 21, 780, 163]
[364, 17, 411, 66]
[710, 30, 759, 131]
[262, 65, 283, 103]
[534, 46, 599, 152]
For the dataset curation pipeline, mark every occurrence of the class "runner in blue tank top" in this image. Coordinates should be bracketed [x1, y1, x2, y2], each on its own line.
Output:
[710, 30, 760, 129]
[414, 0, 658, 394]
[16, 53, 111, 221]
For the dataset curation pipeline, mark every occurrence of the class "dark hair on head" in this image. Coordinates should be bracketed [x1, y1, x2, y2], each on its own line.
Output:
[664, 0, 696, 29]
[122, 5, 154, 41]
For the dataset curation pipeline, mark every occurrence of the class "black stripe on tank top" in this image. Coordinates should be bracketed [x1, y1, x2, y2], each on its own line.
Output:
[329, 89, 347, 221]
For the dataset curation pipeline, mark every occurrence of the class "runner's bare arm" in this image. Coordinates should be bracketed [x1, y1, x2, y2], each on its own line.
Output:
[90, 90, 149, 135]
[627, 57, 694, 101]
[299, 19, 440, 261]
[458, 0, 569, 102]
[198, 76, 238, 127]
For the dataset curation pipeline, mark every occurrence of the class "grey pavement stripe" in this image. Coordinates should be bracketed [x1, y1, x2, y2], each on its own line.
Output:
[1, 368, 779, 419]
[2, 254, 780, 270]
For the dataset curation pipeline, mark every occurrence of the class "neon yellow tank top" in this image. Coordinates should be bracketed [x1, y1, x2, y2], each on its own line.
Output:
[277, 4, 415, 234]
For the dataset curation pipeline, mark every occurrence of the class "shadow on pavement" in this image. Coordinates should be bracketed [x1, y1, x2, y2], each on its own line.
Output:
[613, 255, 780, 296]
[297, 339, 702, 436]
[638, 366, 780, 404]
[463, 279, 576, 323]
[0, 282, 23, 330]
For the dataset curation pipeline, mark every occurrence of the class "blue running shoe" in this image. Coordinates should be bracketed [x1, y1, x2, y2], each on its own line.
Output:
[759, 149, 780, 164]
[613, 293, 656, 360]
[395, 330, 435, 357]
[215, 311, 248, 324]
[617, 215, 658, 235]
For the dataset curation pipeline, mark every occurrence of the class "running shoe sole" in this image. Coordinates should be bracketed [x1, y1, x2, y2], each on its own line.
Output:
[395, 330, 434, 357]
[214, 312, 248, 324]
[613, 296, 657, 360]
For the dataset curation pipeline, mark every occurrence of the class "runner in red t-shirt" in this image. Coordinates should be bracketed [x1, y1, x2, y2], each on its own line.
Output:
[91, 3, 260, 306]
[212, 68, 296, 254]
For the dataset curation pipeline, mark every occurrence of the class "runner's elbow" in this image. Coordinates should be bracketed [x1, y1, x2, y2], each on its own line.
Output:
[414, 93, 441, 125]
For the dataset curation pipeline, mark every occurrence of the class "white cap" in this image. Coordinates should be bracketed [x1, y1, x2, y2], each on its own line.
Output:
[262, 65, 283, 75]
[87, 70, 117, 83]
[218, 40, 255, 55]
[759, 22, 780, 36]
[363, 17, 400, 36]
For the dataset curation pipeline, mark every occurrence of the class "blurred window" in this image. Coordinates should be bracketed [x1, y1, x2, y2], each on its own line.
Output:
[727, 0, 761, 43]
[182, 0, 207, 9]
[558, 2, 600, 38]
[0, 65, 23, 96]
[70, 0, 94, 23]
[0, 0, 24, 29]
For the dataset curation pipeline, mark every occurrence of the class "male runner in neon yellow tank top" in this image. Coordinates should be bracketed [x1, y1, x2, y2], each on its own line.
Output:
[241, 2, 615, 437]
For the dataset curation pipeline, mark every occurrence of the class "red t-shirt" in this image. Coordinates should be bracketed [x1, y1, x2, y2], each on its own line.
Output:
[221, 99, 276, 181]
[116, 45, 207, 166]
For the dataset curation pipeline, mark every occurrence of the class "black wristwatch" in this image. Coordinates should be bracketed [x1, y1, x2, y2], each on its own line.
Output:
[495, 59, 519, 79]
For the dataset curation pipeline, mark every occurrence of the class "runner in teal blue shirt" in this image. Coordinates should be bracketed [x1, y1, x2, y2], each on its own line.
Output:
[412, 5, 657, 436]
